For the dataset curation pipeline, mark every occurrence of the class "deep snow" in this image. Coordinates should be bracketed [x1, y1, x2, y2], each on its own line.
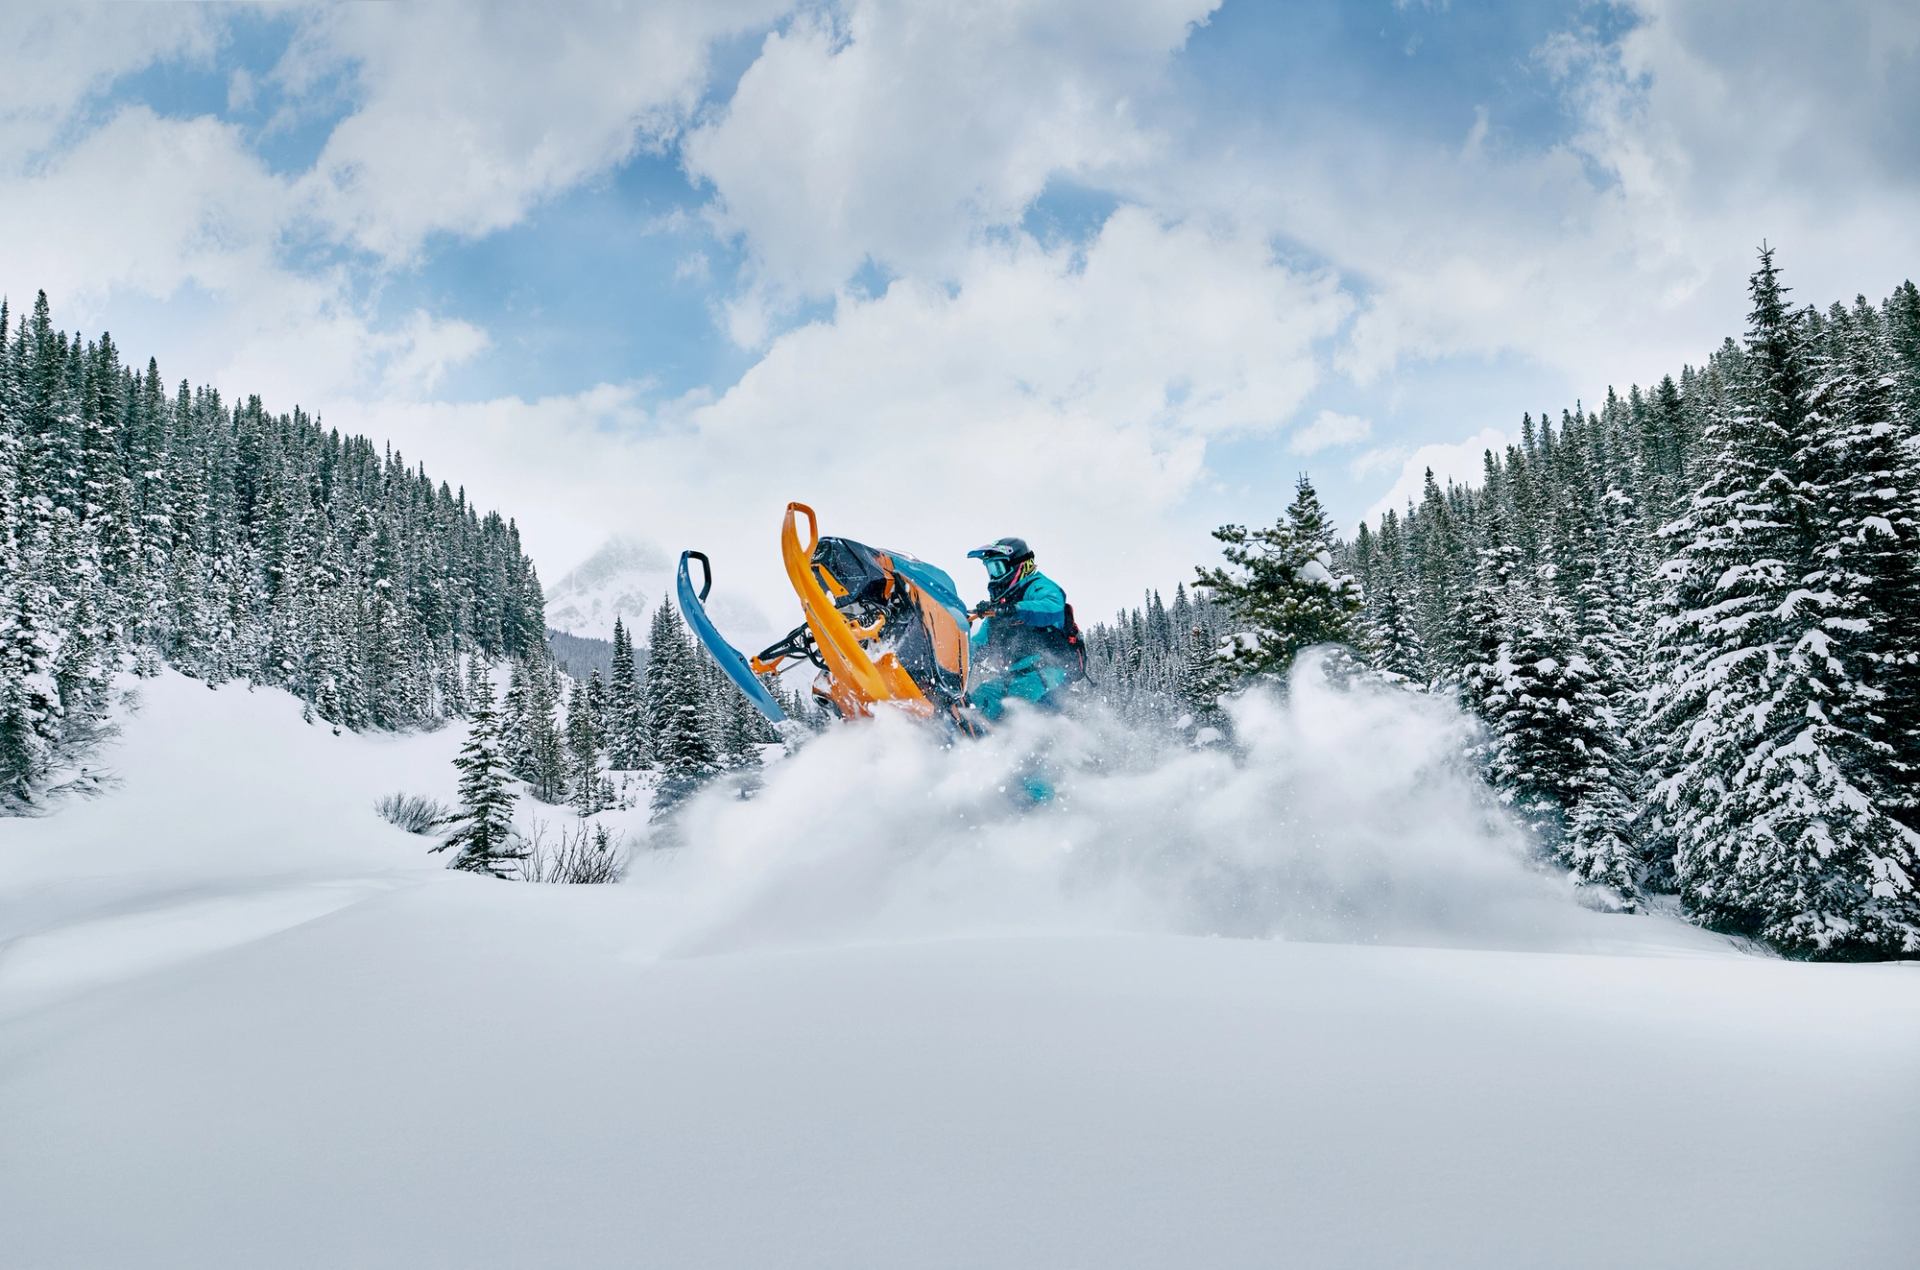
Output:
[2, 668, 1916, 1268]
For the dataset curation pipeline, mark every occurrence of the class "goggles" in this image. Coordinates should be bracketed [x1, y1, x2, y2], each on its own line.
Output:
[984, 556, 1013, 580]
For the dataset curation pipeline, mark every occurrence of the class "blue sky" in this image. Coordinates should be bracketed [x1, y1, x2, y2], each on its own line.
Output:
[3, 0, 1916, 626]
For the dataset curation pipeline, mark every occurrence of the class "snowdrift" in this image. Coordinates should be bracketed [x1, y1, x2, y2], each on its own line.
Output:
[2, 664, 1916, 1269]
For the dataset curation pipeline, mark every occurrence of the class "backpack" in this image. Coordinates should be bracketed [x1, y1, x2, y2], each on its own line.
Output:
[1059, 602, 1090, 683]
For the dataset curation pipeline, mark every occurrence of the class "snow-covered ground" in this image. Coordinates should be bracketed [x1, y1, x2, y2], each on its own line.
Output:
[2, 668, 1916, 1268]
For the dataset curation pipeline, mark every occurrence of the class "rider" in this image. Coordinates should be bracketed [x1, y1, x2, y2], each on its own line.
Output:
[966, 537, 1082, 721]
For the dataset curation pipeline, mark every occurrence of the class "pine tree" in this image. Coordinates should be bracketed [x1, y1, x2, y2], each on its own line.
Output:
[0, 565, 63, 808]
[646, 598, 718, 809]
[1809, 299, 1920, 826]
[1196, 475, 1362, 681]
[1646, 249, 1919, 956]
[715, 679, 768, 770]
[606, 615, 646, 769]
[566, 672, 607, 815]
[1355, 510, 1428, 685]
[527, 661, 568, 803]
[1281, 255, 1920, 951]
[434, 674, 522, 877]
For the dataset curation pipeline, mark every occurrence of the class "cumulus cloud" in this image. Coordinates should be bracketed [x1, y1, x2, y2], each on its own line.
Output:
[683, 0, 1219, 308]
[279, 0, 789, 262]
[1132, 0, 1920, 432]
[0, 108, 281, 306]
[1363, 427, 1508, 523]
[0, 102, 493, 415]
[1289, 410, 1372, 456]
[0, 5, 218, 168]
[345, 208, 1349, 619]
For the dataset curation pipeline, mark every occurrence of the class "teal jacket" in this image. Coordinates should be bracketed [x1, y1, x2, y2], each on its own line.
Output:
[970, 571, 1072, 719]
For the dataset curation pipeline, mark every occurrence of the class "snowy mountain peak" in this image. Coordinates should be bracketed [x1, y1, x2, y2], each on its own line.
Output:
[544, 533, 774, 647]
[543, 535, 674, 639]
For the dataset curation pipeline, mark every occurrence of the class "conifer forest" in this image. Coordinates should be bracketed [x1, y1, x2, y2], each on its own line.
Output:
[1078, 251, 1920, 959]
[0, 289, 776, 827]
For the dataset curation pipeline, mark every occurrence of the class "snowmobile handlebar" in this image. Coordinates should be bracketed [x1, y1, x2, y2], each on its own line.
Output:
[683, 550, 714, 603]
[675, 549, 790, 725]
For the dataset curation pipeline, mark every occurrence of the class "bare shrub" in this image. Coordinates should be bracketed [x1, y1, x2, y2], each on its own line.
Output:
[517, 818, 627, 884]
[377, 792, 451, 834]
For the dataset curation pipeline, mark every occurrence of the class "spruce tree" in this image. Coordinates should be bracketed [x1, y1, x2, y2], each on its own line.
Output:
[434, 675, 522, 877]
[566, 672, 607, 815]
[1810, 299, 1920, 827]
[715, 681, 769, 770]
[1195, 475, 1362, 680]
[0, 289, 558, 804]
[0, 567, 63, 808]
[646, 598, 718, 809]
[1646, 250, 1919, 956]
[606, 616, 645, 769]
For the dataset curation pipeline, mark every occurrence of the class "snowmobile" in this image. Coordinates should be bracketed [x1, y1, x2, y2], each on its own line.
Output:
[678, 502, 982, 732]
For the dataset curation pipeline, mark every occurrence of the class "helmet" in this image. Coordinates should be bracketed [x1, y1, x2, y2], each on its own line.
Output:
[968, 536, 1034, 598]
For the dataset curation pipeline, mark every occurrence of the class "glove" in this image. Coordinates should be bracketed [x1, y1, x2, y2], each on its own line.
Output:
[970, 601, 1000, 620]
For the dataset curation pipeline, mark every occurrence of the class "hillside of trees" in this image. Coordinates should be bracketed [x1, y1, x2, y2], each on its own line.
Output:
[0, 290, 786, 823]
[1166, 250, 1920, 960]
[0, 292, 548, 810]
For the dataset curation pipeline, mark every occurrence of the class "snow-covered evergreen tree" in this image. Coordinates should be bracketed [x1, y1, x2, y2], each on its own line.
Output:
[1354, 510, 1428, 685]
[645, 598, 718, 810]
[434, 675, 522, 878]
[606, 616, 646, 769]
[1195, 475, 1362, 680]
[1329, 251, 1920, 940]
[1808, 298, 1920, 827]
[566, 672, 608, 815]
[1646, 250, 1919, 956]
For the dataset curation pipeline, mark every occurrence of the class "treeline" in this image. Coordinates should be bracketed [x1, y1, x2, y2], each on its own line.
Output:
[1080, 582, 1233, 732]
[0, 291, 546, 810]
[434, 598, 794, 874]
[504, 602, 792, 811]
[1194, 250, 1920, 959]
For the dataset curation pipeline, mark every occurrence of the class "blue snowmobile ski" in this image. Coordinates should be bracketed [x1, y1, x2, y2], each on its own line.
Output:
[676, 550, 789, 725]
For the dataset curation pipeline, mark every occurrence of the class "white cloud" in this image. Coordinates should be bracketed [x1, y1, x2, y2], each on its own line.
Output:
[1289, 410, 1372, 456]
[0, 5, 218, 168]
[0, 103, 490, 416]
[280, 0, 789, 261]
[1132, 0, 1920, 414]
[1364, 428, 1508, 523]
[1348, 446, 1408, 480]
[683, 0, 1219, 309]
[347, 208, 1348, 621]
[0, 107, 280, 306]
[376, 313, 492, 398]
[226, 68, 256, 114]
